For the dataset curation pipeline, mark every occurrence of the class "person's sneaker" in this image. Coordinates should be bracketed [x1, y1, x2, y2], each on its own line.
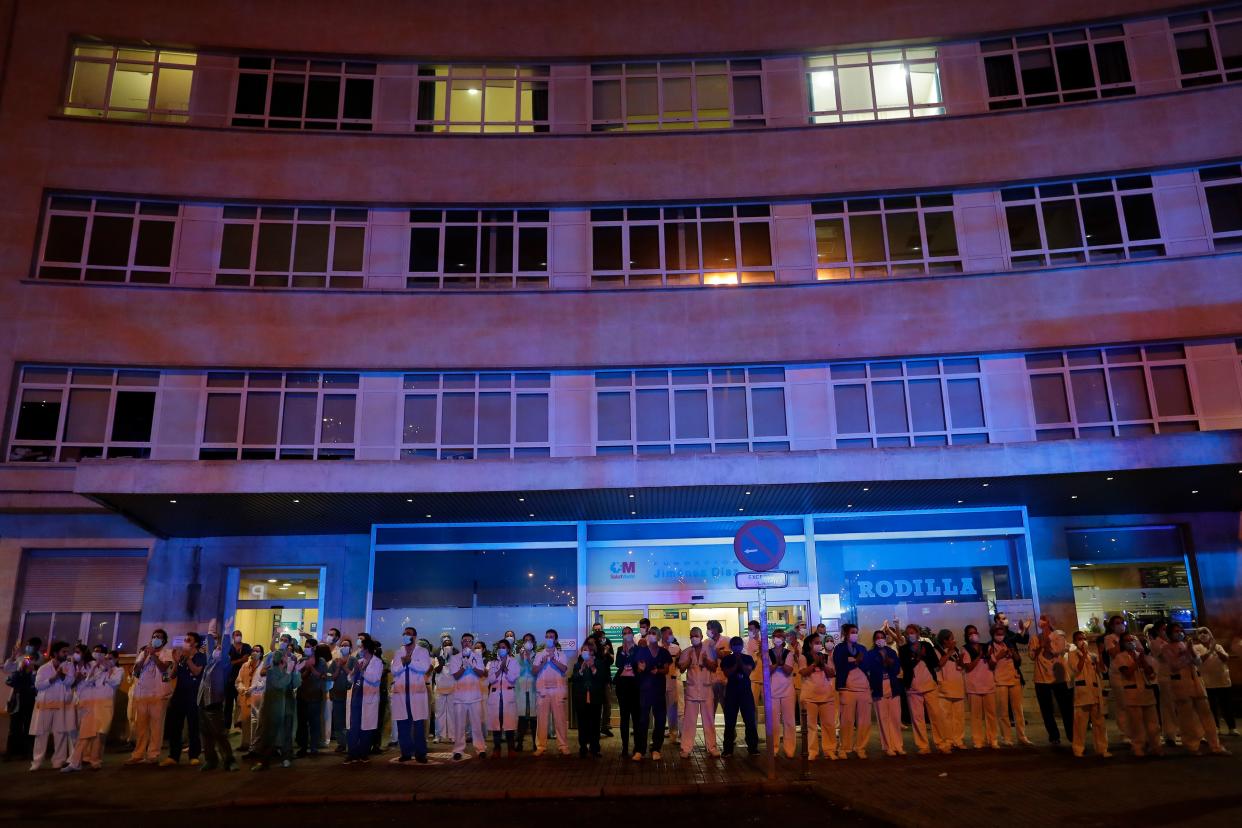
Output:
[59, 765, 79, 773]
[631, 752, 642, 761]
[1019, 737, 1034, 746]
[251, 763, 268, 771]
[651, 750, 661, 761]
[188, 758, 201, 766]
[280, 759, 292, 768]
[1101, 751, 1113, 758]
[123, 757, 144, 766]
[159, 758, 177, 768]
[1211, 746, 1232, 756]
[452, 753, 463, 761]
[416, 756, 429, 764]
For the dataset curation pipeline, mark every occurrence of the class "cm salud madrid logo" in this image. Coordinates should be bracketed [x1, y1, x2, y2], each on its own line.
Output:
[609, 561, 636, 579]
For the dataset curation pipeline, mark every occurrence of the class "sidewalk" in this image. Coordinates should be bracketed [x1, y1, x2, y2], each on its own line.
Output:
[2, 726, 1240, 827]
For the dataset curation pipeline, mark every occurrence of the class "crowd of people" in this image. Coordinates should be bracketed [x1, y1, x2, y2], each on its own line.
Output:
[3, 611, 1236, 772]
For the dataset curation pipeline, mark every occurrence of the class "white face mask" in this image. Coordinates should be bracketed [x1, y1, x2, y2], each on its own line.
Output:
[690, 636, 702, 646]
[497, 648, 508, 658]
[848, 633, 859, 644]
[581, 650, 592, 660]
[968, 634, 979, 644]
[72, 653, 82, 663]
[623, 633, 634, 644]
[773, 638, 785, 649]
[646, 634, 658, 645]
[402, 635, 414, 646]
[524, 641, 534, 652]
[545, 638, 556, 649]
[150, 637, 164, 649]
[339, 646, 351, 656]
[811, 644, 822, 654]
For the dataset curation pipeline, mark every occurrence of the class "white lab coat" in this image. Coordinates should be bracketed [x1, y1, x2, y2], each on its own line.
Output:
[345, 655, 384, 731]
[486, 656, 521, 731]
[75, 663, 123, 736]
[390, 645, 432, 722]
[30, 659, 77, 735]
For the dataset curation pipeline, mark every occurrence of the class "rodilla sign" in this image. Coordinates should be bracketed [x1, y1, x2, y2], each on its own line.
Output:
[848, 568, 984, 604]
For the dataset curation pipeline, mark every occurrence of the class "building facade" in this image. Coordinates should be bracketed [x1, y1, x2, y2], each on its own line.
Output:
[1, 0, 1240, 656]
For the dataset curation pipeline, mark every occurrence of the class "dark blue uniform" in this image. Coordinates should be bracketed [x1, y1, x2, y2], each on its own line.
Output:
[633, 644, 671, 755]
[722, 651, 759, 754]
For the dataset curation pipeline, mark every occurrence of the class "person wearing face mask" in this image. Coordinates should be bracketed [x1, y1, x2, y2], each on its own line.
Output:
[160, 631, 207, 767]
[343, 637, 383, 764]
[935, 630, 967, 750]
[833, 624, 873, 759]
[64, 646, 122, 772]
[798, 632, 837, 760]
[1068, 630, 1111, 758]
[570, 638, 606, 757]
[446, 633, 486, 760]
[764, 628, 797, 759]
[485, 636, 521, 757]
[1028, 615, 1074, 748]
[898, 624, 949, 754]
[390, 627, 431, 764]
[633, 624, 672, 761]
[1113, 632, 1163, 757]
[125, 629, 174, 765]
[720, 635, 759, 756]
[660, 626, 682, 747]
[326, 639, 352, 753]
[4, 636, 43, 761]
[743, 620, 765, 722]
[236, 645, 264, 754]
[862, 630, 905, 757]
[1194, 627, 1236, 736]
[961, 624, 998, 749]
[1145, 621, 1180, 746]
[988, 623, 1030, 747]
[612, 626, 641, 758]
[677, 626, 720, 758]
[1163, 622, 1230, 755]
[590, 624, 616, 739]
[471, 640, 488, 745]
[196, 620, 240, 771]
[224, 631, 251, 738]
[320, 628, 341, 748]
[514, 633, 538, 751]
[533, 629, 570, 756]
[28, 641, 77, 771]
[295, 639, 329, 758]
[251, 634, 301, 770]
[1099, 615, 1130, 744]
[432, 635, 456, 744]
[705, 620, 730, 726]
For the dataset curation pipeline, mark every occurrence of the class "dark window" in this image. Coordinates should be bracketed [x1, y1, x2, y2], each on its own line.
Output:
[664, 223, 699, 270]
[304, 76, 340, 121]
[699, 222, 735, 269]
[408, 227, 441, 272]
[86, 216, 133, 267]
[733, 75, 763, 116]
[517, 226, 547, 271]
[443, 226, 477, 273]
[1175, 31, 1218, 75]
[592, 226, 623, 270]
[1040, 201, 1082, 249]
[1018, 50, 1057, 95]
[1005, 205, 1041, 251]
[269, 75, 305, 120]
[923, 212, 958, 257]
[255, 223, 293, 271]
[1055, 44, 1094, 90]
[234, 74, 268, 116]
[884, 212, 921, 260]
[1121, 195, 1160, 240]
[44, 215, 87, 262]
[1206, 184, 1242, 233]
[1093, 41, 1132, 85]
[849, 214, 885, 261]
[110, 391, 155, 442]
[479, 226, 513, 274]
[343, 78, 373, 120]
[739, 222, 772, 267]
[1079, 197, 1122, 246]
[293, 225, 329, 272]
[333, 226, 365, 271]
[219, 224, 254, 269]
[133, 221, 174, 267]
[14, 390, 61, 441]
[983, 55, 1019, 98]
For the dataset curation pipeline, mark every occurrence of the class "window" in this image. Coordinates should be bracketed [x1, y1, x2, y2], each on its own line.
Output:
[406, 210, 551, 288]
[217, 206, 367, 288]
[232, 57, 375, 130]
[198, 372, 358, 459]
[414, 64, 549, 133]
[401, 373, 551, 460]
[594, 367, 789, 455]
[589, 205, 773, 287]
[591, 60, 764, 131]
[8, 367, 159, 462]
[1198, 163, 1242, 251]
[982, 26, 1134, 109]
[36, 196, 179, 284]
[806, 48, 942, 123]
[811, 194, 960, 280]
[1001, 176, 1163, 267]
[63, 43, 195, 122]
[1025, 344, 1199, 440]
[829, 358, 988, 448]
[1170, 5, 1242, 86]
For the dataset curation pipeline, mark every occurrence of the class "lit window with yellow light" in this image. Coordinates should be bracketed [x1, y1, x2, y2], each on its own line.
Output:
[414, 65, 550, 133]
[64, 43, 196, 122]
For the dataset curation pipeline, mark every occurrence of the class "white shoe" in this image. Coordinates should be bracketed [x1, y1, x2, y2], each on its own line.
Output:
[631, 752, 642, 761]
[60, 765, 80, 773]
[651, 750, 661, 761]
[28, 763, 42, 772]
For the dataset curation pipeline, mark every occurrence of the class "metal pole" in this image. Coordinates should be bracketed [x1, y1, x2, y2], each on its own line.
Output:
[760, 588, 775, 781]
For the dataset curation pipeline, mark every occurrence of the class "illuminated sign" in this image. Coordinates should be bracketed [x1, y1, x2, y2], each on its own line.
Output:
[848, 568, 983, 604]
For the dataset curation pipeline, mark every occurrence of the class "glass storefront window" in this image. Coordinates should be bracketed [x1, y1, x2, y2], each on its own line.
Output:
[1066, 526, 1195, 632]
[237, 567, 320, 601]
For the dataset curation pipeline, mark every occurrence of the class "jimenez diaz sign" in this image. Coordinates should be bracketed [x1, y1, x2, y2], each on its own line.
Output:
[849, 567, 984, 604]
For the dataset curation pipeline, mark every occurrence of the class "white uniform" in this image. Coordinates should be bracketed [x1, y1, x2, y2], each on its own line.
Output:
[837, 641, 873, 758]
[30, 659, 77, 769]
[1069, 648, 1109, 757]
[448, 649, 486, 755]
[345, 654, 384, 731]
[937, 647, 967, 749]
[989, 641, 1027, 745]
[1149, 636, 1181, 741]
[767, 644, 798, 758]
[1113, 649, 1162, 756]
[1163, 639, 1226, 754]
[962, 646, 998, 749]
[433, 647, 455, 742]
[799, 648, 838, 760]
[745, 632, 764, 716]
[532, 646, 569, 754]
[486, 656, 521, 732]
[128, 645, 174, 762]
[664, 640, 682, 742]
[906, 642, 950, 753]
[390, 645, 432, 723]
[677, 641, 718, 756]
[68, 661, 123, 769]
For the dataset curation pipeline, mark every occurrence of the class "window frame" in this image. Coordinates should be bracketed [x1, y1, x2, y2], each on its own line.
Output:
[980, 25, 1136, 110]
[810, 193, 961, 280]
[1168, 5, 1242, 87]
[1197, 163, 1242, 250]
[36, 195, 181, 284]
[231, 56, 376, 131]
[804, 47, 943, 124]
[590, 59, 765, 132]
[399, 372, 553, 460]
[404, 209, 552, 289]
[412, 64, 551, 133]
[62, 43, 197, 123]
[215, 205, 369, 289]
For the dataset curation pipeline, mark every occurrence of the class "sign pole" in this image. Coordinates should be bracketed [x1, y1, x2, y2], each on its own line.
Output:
[760, 587, 775, 781]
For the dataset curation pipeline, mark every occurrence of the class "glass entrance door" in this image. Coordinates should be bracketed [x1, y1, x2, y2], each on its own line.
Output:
[228, 567, 324, 650]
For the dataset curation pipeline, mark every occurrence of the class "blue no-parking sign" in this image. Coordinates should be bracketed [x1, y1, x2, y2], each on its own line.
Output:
[733, 519, 786, 572]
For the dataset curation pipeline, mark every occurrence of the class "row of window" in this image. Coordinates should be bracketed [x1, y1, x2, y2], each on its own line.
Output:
[7, 340, 1234, 462]
[58, 6, 1242, 131]
[33, 163, 1242, 288]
